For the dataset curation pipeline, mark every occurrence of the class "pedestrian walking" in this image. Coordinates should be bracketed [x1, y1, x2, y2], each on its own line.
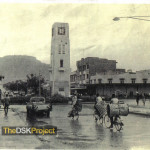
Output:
[136, 92, 140, 106]
[142, 93, 146, 106]
[4, 94, 10, 114]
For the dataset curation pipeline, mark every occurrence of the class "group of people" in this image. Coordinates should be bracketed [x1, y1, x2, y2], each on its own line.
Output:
[94, 93, 120, 129]
[136, 92, 148, 106]
[68, 93, 121, 128]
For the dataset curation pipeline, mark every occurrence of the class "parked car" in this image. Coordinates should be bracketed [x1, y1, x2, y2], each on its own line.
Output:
[25, 93, 32, 97]
[26, 97, 52, 117]
[13, 91, 20, 97]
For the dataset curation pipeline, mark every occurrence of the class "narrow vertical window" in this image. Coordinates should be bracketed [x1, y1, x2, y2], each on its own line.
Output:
[58, 45, 61, 54]
[58, 27, 65, 35]
[87, 74, 89, 79]
[60, 60, 63, 67]
[62, 45, 65, 54]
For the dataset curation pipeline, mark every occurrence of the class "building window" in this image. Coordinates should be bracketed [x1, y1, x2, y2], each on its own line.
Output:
[80, 75, 82, 80]
[94, 79, 96, 84]
[70, 76, 73, 82]
[62, 45, 65, 54]
[98, 79, 102, 84]
[87, 74, 89, 79]
[60, 60, 63, 67]
[77, 76, 80, 81]
[87, 64, 89, 69]
[72, 76, 74, 82]
[58, 27, 65, 35]
[108, 78, 112, 84]
[83, 74, 85, 80]
[143, 78, 147, 84]
[79, 66, 82, 72]
[58, 44, 61, 54]
[59, 88, 64, 91]
[131, 78, 136, 84]
[120, 78, 125, 84]
[90, 80, 92, 84]
[83, 65, 86, 71]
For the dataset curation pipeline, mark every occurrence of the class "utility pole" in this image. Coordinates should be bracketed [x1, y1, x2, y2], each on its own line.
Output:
[39, 71, 41, 97]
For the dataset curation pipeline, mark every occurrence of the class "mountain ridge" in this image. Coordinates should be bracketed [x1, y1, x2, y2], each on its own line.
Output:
[0, 55, 50, 83]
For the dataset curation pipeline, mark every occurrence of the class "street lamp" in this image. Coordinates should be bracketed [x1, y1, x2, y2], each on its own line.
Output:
[113, 16, 150, 21]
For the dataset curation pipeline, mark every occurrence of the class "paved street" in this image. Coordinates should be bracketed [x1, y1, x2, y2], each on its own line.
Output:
[0, 102, 150, 149]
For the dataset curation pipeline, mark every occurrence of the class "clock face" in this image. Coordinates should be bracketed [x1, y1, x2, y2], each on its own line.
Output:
[58, 27, 65, 35]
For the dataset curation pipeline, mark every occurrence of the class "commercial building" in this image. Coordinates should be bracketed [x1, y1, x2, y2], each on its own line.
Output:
[49, 22, 71, 97]
[70, 57, 125, 93]
[88, 70, 150, 97]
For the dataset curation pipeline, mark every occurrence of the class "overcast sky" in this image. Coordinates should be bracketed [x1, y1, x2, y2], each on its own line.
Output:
[0, 3, 150, 71]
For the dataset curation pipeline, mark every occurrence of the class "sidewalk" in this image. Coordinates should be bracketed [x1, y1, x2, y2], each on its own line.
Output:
[123, 99, 150, 116]
[0, 107, 42, 149]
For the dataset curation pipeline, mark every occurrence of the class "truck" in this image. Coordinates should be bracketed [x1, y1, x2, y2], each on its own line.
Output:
[26, 97, 52, 117]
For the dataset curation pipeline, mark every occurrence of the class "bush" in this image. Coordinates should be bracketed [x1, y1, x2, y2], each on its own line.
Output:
[50, 94, 69, 103]
[80, 95, 96, 102]
[1, 96, 31, 105]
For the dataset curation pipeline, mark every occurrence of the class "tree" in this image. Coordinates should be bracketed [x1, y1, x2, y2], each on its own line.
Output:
[3, 80, 27, 93]
[26, 73, 45, 95]
[0, 75, 4, 81]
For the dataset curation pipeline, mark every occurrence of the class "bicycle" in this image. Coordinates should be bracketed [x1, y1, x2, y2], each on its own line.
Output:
[68, 109, 79, 120]
[104, 114, 124, 131]
[93, 110, 104, 125]
[113, 116, 124, 131]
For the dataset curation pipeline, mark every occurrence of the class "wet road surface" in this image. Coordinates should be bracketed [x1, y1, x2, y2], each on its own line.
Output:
[1, 104, 150, 149]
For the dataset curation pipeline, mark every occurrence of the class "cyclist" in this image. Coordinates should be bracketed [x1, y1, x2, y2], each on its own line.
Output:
[68, 94, 79, 117]
[94, 94, 104, 121]
[109, 94, 119, 129]
[4, 94, 10, 114]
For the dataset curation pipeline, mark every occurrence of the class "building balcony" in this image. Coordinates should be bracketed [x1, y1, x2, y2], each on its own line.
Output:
[58, 67, 65, 72]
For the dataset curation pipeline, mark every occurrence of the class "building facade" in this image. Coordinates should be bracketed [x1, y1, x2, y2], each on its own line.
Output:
[70, 57, 125, 90]
[49, 22, 70, 96]
[89, 70, 150, 97]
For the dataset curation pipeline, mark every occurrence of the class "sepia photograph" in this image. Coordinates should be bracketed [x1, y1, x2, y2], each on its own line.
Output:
[0, 0, 150, 149]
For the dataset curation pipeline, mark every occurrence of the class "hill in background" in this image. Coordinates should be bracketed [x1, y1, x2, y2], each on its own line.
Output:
[0, 55, 50, 83]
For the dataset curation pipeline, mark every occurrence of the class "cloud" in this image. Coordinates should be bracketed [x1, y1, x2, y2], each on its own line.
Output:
[0, 3, 150, 72]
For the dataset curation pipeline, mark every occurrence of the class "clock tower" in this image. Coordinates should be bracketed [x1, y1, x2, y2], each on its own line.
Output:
[49, 22, 70, 97]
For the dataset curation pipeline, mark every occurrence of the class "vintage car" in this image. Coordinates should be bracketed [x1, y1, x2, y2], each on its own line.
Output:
[26, 97, 52, 117]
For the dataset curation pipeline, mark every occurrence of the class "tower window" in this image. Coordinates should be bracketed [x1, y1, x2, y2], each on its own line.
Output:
[62, 45, 65, 54]
[58, 27, 65, 35]
[58, 44, 61, 54]
[60, 60, 63, 67]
